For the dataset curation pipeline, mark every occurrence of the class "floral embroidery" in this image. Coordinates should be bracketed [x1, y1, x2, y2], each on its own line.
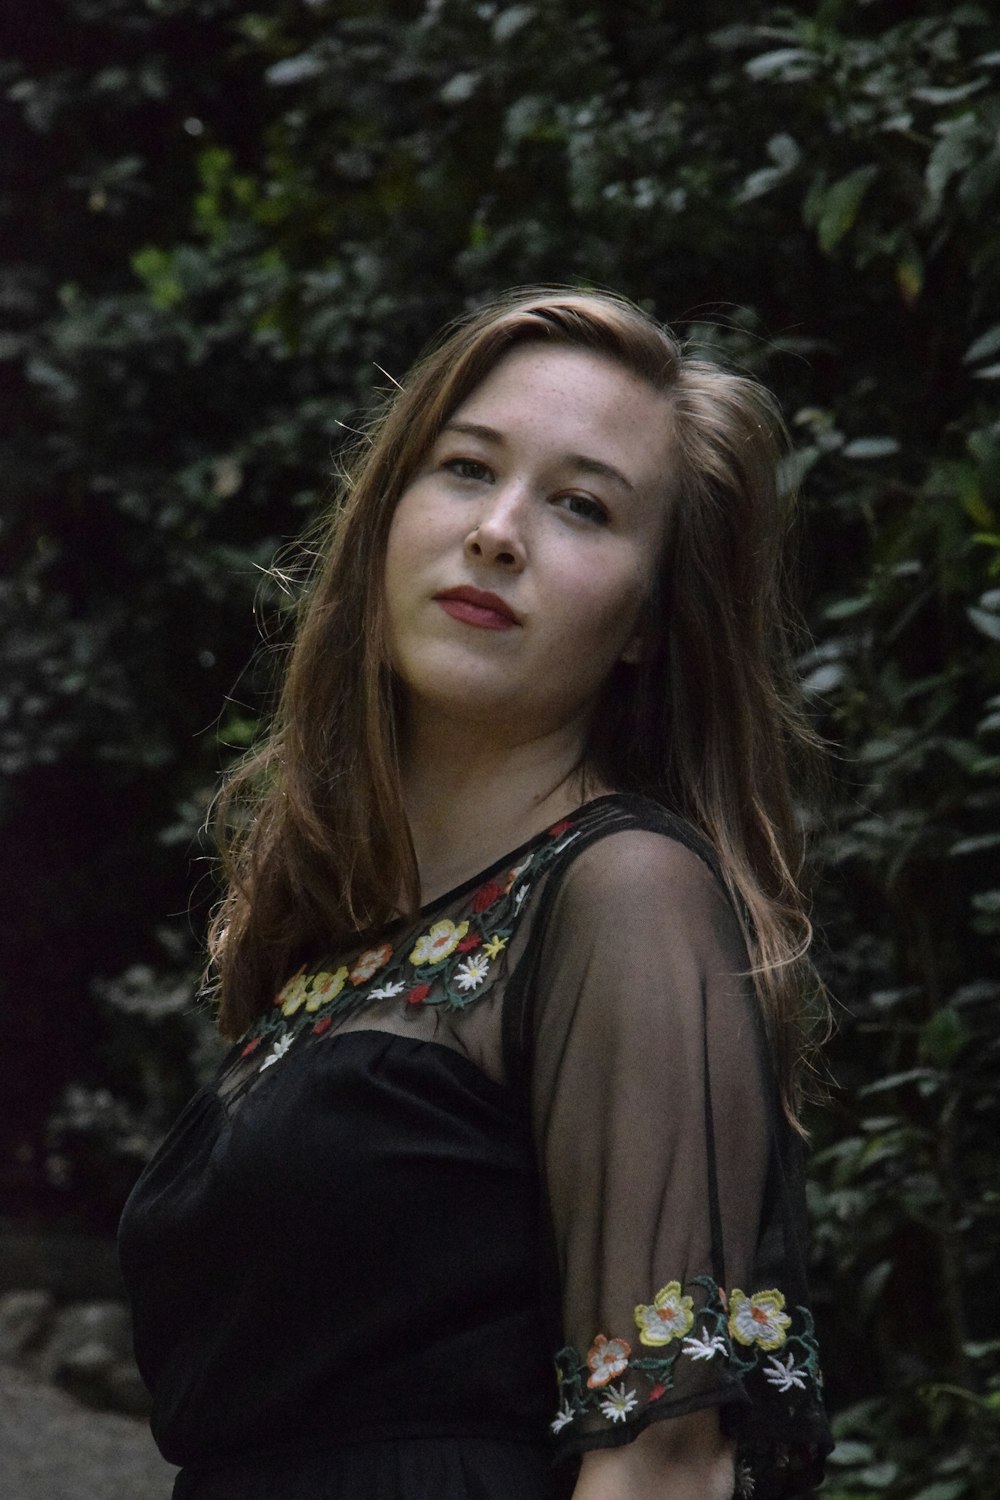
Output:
[681, 1325, 727, 1361]
[597, 1381, 638, 1423]
[455, 954, 490, 991]
[260, 1033, 293, 1070]
[472, 880, 504, 913]
[728, 1288, 791, 1351]
[503, 855, 532, 893]
[550, 1401, 574, 1435]
[275, 967, 309, 1016]
[409, 919, 470, 966]
[586, 1334, 632, 1388]
[238, 808, 588, 1063]
[634, 1280, 695, 1346]
[735, 1460, 756, 1497]
[305, 968, 349, 1012]
[370, 979, 406, 1001]
[763, 1351, 808, 1392]
[349, 945, 392, 985]
[552, 1274, 823, 1475]
[547, 818, 574, 837]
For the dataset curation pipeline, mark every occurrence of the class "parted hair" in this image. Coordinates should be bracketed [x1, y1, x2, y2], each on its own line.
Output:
[209, 287, 825, 1123]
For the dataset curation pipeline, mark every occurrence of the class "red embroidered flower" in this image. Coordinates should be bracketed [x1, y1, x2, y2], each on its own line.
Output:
[457, 933, 482, 952]
[548, 818, 574, 837]
[648, 1383, 667, 1403]
[312, 1017, 333, 1035]
[241, 1037, 261, 1057]
[472, 880, 504, 913]
[407, 984, 431, 1006]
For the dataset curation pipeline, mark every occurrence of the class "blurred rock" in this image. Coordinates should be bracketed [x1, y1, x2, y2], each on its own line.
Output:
[40, 1300, 132, 1385]
[0, 1289, 55, 1359]
[105, 1356, 153, 1417]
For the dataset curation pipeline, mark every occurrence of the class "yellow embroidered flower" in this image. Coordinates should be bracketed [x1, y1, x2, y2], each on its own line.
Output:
[634, 1281, 695, 1347]
[585, 1334, 631, 1389]
[409, 919, 469, 966]
[304, 967, 349, 1012]
[728, 1289, 791, 1351]
[276, 968, 310, 1016]
[349, 944, 393, 985]
[482, 934, 508, 960]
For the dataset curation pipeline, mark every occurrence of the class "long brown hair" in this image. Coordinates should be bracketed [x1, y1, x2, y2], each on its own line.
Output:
[209, 288, 825, 1120]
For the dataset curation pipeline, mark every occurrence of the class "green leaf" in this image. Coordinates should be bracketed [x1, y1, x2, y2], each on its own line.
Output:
[909, 1483, 967, 1500]
[859, 1460, 898, 1488]
[964, 325, 1000, 364]
[860, 1070, 937, 1096]
[824, 594, 872, 620]
[967, 606, 1000, 642]
[813, 166, 879, 253]
[744, 47, 819, 82]
[842, 437, 900, 460]
[828, 1439, 876, 1466]
[492, 6, 535, 44]
[919, 1008, 970, 1069]
[926, 113, 980, 203]
[950, 833, 1000, 856]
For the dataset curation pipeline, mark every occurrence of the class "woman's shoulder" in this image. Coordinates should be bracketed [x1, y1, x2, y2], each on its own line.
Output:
[554, 794, 730, 917]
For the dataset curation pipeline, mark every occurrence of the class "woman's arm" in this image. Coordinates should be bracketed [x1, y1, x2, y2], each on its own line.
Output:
[572, 1407, 734, 1500]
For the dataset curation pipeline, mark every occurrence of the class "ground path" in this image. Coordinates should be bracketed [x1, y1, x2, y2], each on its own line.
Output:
[0, 1364, 177, 1499]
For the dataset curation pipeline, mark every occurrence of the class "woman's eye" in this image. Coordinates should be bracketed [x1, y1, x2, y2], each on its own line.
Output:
[443, 457, 492, 482]
[557, 493, 609, 525]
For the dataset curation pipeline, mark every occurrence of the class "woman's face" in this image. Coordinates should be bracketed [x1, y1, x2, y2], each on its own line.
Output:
[383, 343, 675, 746]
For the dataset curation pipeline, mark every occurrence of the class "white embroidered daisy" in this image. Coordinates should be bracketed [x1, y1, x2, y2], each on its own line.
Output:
[369, 979, 406, 1001]
[260, 1033, 293, 1071]
[454, 954, 490, 992]
[597, 1382, 638, 1424]
[681, 1326, 727, 1361]
[763, 1351, 807, 1392]
[550, 1401, 574, 1435]
[735, 1459, 756, 1497]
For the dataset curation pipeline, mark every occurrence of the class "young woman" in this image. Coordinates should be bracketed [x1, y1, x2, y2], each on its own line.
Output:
[119, 289, 833, 1500]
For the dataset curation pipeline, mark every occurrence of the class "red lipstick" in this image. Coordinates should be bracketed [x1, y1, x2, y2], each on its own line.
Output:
[435, 586, 521, 630]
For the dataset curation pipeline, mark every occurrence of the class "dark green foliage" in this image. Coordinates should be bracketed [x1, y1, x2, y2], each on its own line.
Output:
[3, 0, 998, 1490]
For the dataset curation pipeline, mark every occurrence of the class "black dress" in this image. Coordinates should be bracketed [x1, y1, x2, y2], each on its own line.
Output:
[118, 794, 832, 1499]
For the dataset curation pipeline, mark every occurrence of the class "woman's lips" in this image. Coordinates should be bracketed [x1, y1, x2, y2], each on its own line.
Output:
[435, 587, 520, 631]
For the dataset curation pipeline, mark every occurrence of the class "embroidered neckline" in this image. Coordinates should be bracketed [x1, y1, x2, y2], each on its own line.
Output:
[237, 806, 601, 1072]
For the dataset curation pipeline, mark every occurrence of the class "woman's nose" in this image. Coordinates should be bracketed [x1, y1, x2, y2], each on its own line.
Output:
[463, 484, 528, 569]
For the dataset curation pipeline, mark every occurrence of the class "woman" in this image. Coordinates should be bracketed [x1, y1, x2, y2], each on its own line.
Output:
[119, 288, 833, 1500]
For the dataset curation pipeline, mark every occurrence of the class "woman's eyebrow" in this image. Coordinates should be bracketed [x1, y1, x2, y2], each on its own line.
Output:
[441, 420, 636, 494]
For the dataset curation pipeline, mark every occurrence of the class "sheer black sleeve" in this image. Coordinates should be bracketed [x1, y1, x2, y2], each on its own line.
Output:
[521, 822, 831, 1498]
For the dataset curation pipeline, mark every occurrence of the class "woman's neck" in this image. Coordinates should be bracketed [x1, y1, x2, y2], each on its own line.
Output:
[399, 713, 607, 904]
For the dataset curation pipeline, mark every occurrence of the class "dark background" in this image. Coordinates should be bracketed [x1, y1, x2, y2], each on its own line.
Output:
[2, 2, 999, 1494]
